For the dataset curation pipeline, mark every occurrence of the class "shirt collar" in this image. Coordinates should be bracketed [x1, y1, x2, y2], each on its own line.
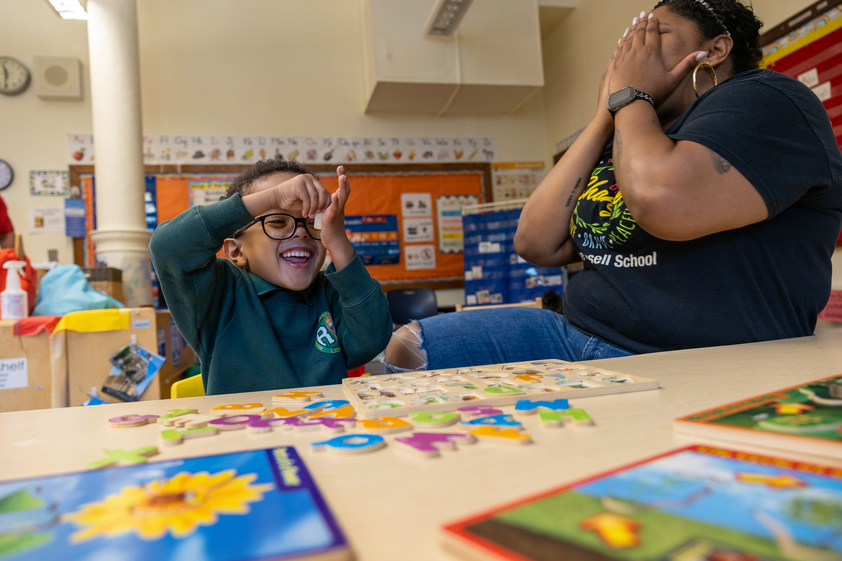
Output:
[248, 271, 319, 304]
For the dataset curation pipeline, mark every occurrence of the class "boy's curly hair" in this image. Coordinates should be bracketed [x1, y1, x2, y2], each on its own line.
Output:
[220, 158, 311, 200]
[653, 0, 764, 75]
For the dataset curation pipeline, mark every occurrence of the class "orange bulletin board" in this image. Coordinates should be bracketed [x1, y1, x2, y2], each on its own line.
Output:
[70, 163, 491, 288]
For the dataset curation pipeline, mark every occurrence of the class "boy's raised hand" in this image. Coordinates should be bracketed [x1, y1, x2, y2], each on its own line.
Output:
[320, 166, 355, 269]
[272, 173, 331, 218]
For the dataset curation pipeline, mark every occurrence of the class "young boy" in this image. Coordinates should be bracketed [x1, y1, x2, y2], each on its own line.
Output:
[149, 160, 392, 395]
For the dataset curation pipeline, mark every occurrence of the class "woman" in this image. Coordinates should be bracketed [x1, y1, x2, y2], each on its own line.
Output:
[385, 0, 842, 371]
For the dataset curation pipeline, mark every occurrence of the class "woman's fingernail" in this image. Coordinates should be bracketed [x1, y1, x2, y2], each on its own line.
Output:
[696, 51, 707, 61]
[640, 11, 646, 18]
[633, 17, 639, 25]
[623, 27, 629, 37]
[648, 12, 654, 19]
[619, 38, 622, 44]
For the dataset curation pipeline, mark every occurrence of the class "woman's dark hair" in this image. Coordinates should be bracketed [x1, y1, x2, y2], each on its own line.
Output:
[653, 0, 764, 75]
[221, 158, 311, 200]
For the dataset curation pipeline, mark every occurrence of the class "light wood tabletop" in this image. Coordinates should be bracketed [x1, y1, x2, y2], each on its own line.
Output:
[1, 332, 841, 560]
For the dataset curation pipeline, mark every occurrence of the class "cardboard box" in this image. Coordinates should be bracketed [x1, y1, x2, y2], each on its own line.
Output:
[0, 321, 57, 412]
[64, 308, 195, 406]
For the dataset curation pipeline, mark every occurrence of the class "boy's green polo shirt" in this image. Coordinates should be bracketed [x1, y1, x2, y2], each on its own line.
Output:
[149, 194, 392, 395]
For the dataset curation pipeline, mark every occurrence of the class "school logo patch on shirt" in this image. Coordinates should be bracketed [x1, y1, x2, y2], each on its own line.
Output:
[315, 312, 341, 354]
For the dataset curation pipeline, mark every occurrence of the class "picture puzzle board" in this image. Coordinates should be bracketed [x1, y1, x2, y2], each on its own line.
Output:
[442, 445, 842, 561]
[675, 373, 842, 459]
[0, 446, 351, 561]
[343, 360, 658, 419]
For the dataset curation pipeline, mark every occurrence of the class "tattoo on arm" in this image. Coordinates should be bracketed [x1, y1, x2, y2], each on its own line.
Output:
[565, 177, 582, 208]
[708, 148, 732, 174]
[614, 130, 623, 162]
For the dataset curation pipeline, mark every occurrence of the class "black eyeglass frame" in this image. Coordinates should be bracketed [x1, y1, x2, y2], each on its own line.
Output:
[233, 213, 321, 241]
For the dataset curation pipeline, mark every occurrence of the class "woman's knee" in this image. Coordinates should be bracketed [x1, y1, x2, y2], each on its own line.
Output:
[384, 322, 428, 371]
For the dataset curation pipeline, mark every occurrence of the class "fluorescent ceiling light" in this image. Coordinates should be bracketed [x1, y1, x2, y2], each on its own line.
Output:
[46, 0, 88, 20]
[425, 0, 474, 37]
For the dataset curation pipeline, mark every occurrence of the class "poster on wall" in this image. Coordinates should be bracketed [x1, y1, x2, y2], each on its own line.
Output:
[28, 206, 64, 235]
[344, 215, 400, 266]
[70, 134, 498, 166]
[437, 194, 478, 254]
[404, 244, 436, 270]
[29, 170, 68, 196]
[491, 161, 545, 201]
[190, 180, 230, 207]
[400, 193, 433, 217]
[402, 218, 434, 243]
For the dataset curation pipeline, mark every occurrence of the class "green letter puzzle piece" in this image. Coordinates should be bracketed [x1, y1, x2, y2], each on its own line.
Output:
[539, 408, 593, 428]
[86, 446, 158, 470]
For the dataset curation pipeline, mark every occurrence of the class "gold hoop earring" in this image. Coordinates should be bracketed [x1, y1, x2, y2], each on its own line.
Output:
[693, 62, 718, 98]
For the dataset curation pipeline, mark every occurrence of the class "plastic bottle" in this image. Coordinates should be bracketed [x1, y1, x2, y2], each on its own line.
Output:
[1, 261, 28, 320]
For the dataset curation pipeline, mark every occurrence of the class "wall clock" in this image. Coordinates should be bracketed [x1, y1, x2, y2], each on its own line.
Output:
[0, 160, 14, 191]
[0, 57, 31, 96]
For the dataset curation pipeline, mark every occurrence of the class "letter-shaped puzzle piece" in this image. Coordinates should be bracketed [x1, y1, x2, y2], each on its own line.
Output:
[304, 400, 350, 412]
[264, 407, 316, 418]
[539, 408, 594, 428]
[355, 416, 413, 434]
[311, 434, 386, 455]
[409, 412, 461, 428]
[469, 426, 532, 445]
[272, 391, 324, 403]
[160, 427, 219, 446]
[458, 405, 503, 419]
[156, 409, 198, 424]
[513, 399, 569, 417]
[460, 414, 522, 429]
[108, 414, 159, 428]
[308, 405, 356, 419]
[210, 403, 265, 417]
[393, 432, 476, 459]
[294, 418, 357, 433]
[171, 414, 218, 428]
[482, 386, 525, 395]
[208, 414, 263, 431]
[86, 446, 159, 469]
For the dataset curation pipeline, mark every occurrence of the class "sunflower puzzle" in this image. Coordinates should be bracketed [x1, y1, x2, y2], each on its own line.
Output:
[675, 373, 842, 459]
[442, 445, 842, 561]
[342, 359, 658, 419]
[0, 446, 351, 561]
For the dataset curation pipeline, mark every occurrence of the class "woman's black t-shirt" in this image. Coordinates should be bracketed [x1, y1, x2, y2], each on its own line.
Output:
[563, 69, 842, 353]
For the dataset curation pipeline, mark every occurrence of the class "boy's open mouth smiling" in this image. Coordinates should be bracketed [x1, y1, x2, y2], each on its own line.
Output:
[280, 247, 314, 267]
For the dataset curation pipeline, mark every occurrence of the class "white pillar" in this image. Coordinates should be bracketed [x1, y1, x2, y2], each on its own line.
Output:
[86, 0, 151, 307]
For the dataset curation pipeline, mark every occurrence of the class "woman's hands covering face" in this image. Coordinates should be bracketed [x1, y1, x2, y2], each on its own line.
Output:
[607, 11, 706, 106]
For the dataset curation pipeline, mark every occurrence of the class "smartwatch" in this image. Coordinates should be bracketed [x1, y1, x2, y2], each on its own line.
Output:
[607, 86, 655, 118]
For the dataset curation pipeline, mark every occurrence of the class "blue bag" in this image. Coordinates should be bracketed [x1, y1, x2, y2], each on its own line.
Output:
[32, 265, 124, 316]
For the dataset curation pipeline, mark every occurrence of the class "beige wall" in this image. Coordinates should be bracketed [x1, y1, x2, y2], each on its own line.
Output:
[0, 0, 552, 264]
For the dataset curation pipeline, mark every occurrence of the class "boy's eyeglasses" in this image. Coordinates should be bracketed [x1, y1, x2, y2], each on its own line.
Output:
[233, 213, 321, 241]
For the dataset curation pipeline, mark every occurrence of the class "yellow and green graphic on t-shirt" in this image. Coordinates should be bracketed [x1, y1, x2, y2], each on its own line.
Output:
[570, 162, 637, 250]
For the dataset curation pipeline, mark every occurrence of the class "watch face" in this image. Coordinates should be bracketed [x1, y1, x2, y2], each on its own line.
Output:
[0, 160, 12, 190]
[0, 57, 31, 96]
[608, 86, 636, 110]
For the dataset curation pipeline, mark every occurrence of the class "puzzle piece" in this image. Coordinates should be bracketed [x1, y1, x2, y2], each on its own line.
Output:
[160, 426, 218, 446]
[304, 400, 350, 412]
[409, 411, 461, 428]
[311, 434, 386, 455]
[210, 403, 266, 416]
[513, 399, 569, 417]
[272, 391, 324, 402]
[86, 446, 159, 469]
[263, 407, 314, 418]
[355, 416, 413, 434]
[539, 407, 594, 428]
[393, 432, 476, 458]
[458, 405, 503, 418]
[460, 414, 522, 429]
[108, 414, 159, 428]
[156, 409, 197, 424]
[308, 405, 356, 419]
[468, 426, 532, 445]
[170, 414, 218, 428]
[208, 414, 264, 431]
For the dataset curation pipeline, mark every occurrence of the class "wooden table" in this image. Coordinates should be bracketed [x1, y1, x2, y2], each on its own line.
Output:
[2, 332, 841, 560]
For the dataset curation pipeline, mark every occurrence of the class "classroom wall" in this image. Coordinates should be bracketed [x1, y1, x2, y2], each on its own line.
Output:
[0, 0, 552, 264]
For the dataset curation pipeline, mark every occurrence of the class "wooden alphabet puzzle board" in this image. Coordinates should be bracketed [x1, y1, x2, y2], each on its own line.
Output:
[343, 360, 658, 419]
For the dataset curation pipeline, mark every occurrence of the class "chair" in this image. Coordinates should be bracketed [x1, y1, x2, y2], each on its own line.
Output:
[386, 288, 438, 326]
[171, 373, 205, 398]
[455, 297, 543, 312]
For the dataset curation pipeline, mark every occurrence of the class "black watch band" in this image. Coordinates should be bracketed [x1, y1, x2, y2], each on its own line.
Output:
[607, 87, 656, 118]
